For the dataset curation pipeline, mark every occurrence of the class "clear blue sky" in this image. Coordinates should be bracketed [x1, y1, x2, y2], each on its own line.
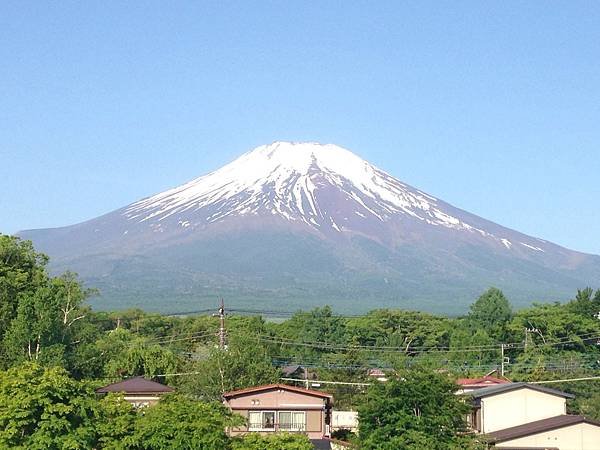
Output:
[1, 2, 599, 254]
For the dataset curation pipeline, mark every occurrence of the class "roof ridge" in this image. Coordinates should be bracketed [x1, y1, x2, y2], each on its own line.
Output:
[465, 382, 574, 399]
[96, 376, 174, 394]
[223, 383, 333, 399]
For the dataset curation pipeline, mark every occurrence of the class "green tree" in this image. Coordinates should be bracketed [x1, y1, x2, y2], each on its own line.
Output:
[563, 381, 600, 421]
[2, 271, 96, 368]
[358, 370, 484, 450]
[448, 325, 497, 370]
[567, 287, 600, 318]
[0, 235, 49, 367]
[180, 333, 280, 400]
[276, 306, 347, 360]
[468, 288, 512, 340]
[103, 335, 180, 379]
[128, 394, 242, 450]
[346, 309, 449, 352]
[70, 327, 181, 380]
[232, 432, 313, 450]
[0, 363, 98, 449]
[95, 393, 138, 450]
[508, 302, 600, 352]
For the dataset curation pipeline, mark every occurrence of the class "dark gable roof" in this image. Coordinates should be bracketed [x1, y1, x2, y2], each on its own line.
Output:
[488, 415, 600, 443]
[465, 382, 575, 400]
[310, 439, 332, 449]
[96, 376, 174, 394]
[282, 365, 304, 376]
[223, 383, 332, 400]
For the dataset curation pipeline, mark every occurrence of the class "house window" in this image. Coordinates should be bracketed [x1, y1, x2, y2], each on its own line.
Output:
[278, 411, 306, 431]
[248, 411, 276, 431]
[247, 411, 306, 431]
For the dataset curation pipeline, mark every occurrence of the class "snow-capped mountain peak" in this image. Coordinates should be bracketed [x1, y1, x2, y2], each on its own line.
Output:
[123, 141, 464, 230]
[122, 142, 545, 253]
[20, 142, 599, 314]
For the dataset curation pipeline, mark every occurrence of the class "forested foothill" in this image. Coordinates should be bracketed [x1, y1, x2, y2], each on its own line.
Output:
[1, 234, 599, 449]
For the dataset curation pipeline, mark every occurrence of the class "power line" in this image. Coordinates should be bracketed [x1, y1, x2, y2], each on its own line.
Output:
[148, 331, 217, 345]
[251, 333, 600, 354]
[281, 377, 371, 387]
[532, 376, 600, 384]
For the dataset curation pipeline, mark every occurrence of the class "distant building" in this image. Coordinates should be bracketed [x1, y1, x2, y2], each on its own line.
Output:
[331, 410, 358, 433]
[281, 364, 309, 379]
[223, 383, 333, 441]
[366, 368, 388, 382]
[281, 364, 319, 388]
[95, 376, 174, 408]
[455, 373, 511, 394]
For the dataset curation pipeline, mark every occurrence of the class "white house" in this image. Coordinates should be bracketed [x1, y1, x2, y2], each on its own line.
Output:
[464, 382, 600, 450]
[489, 414, 600, 450]
[465, 382, 572, 434]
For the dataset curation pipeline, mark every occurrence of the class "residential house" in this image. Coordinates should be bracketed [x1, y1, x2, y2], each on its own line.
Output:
[488, 414, 600, 449]
[223, 383, 333, 441]
[367, 368, 388, 382]
[282, 364, 312, 379]
[95, 376, 174, 408]
[281, 364, 319, 388]
[465, 382, 572, 434]
[464, 382, 600, 449]
[456, 371, 511, 394]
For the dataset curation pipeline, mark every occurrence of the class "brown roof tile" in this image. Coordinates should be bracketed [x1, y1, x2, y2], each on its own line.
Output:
[488, 415, 600, 443]
[456, 375, 510, 386]
[96, 376, 174, 394]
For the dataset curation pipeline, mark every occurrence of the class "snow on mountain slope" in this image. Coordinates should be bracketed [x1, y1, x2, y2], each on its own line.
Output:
[124, 142, 511, 243]
[122, 141, 548, 253]
[17, 141, 600, 313]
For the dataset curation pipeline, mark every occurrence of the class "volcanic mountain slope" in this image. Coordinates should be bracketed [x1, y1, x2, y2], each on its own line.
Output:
[19, 142, 600, 314]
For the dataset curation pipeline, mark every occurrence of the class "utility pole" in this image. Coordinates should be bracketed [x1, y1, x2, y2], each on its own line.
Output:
[217, 298, 226, 350]
[524, 326, 540, 351]
[501, 343, 510, 377]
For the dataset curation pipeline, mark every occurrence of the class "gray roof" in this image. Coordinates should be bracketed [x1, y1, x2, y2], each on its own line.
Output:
[96, 376, 174, 394]
[465, 382, 575, 400]
[282, 364, 304, 376]
[310, 439, 332, 450]
[488, 415, 600, 443]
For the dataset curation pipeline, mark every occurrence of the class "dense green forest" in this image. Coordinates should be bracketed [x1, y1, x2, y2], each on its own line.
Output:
[1, 234, 599, 449]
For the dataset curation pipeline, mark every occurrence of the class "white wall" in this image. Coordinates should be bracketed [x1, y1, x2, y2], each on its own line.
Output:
[481, 388, 566, 433]
[332, 411, 358, 432]
[495, 422, 600, 450]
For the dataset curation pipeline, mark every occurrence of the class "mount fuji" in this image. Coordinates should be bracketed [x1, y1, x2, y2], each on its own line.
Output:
[19, 142, 600, 314]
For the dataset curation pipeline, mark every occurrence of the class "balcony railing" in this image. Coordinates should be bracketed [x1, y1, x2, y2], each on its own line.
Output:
[247, 422, 306, 432]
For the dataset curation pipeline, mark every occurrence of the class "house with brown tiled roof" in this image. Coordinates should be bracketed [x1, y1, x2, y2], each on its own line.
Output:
[96, 376, 173, 408]
[223, 384, 333, 443]
[456, 371, 511, 394]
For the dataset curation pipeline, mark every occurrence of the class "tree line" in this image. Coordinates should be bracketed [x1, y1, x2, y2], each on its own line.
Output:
[1, 234, 599, 449]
